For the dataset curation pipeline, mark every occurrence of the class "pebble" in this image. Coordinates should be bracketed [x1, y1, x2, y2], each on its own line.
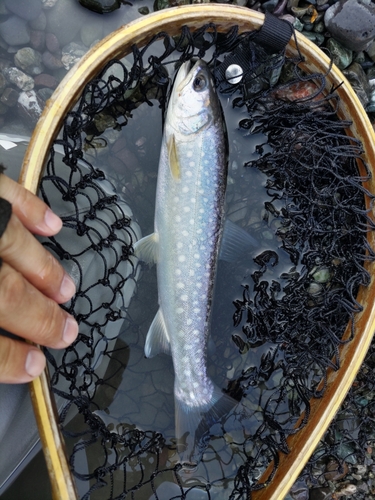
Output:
[0, 88, 19, 107]
[80, 17, 103, 47]
[14, 48, 43, 76]
[0, 74, 6, 95]
[34, 73, 58, 88]
[42, 51, 63, 70]
[343, 62, 371, 108]
[29, 11, 47, 31]
[37, 87, 54, 103]
[61, 42, 87, 70]
[41, 0, 59, 7]
[30, 30, 46, 52]
[0, 16, 30, 46]
[3, 67, 34, 91]
[326, 37, 353, 70]
[366, 41, 375, 63]
[17, 90, 44, 127]
[46, 0, 85, 46]
[309, 488, 333, 500]
[4, 0, 43, 21]
[324, 0, 375, 52]
[45, 33, 60, 53]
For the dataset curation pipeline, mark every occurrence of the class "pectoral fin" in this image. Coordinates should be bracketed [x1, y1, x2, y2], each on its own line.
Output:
[219, 219, 259, 262]
[167, 134, 181, 181]
[133, 233, 159, 265]
[145, 308, 170, 358]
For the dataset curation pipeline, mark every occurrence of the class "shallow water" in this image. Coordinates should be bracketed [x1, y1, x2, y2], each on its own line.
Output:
[49, 59, 303, 498]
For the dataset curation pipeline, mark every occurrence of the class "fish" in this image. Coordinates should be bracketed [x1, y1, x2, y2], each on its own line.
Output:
[134, 59, 254, 465]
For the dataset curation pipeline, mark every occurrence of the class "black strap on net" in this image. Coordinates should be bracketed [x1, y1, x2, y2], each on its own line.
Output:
[38, 21, 375, 500]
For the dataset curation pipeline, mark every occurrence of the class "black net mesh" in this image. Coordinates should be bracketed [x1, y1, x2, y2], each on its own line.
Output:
[37, 24, 375, 499]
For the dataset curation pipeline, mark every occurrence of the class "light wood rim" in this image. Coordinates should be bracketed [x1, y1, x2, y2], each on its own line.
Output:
[21, 5, 375, 500]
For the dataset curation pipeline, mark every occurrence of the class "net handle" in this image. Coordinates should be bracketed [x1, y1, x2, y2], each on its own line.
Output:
[20, 5, 375, 500]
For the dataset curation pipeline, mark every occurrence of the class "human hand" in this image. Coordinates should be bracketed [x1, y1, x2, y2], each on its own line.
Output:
[0, 173, 78, 384]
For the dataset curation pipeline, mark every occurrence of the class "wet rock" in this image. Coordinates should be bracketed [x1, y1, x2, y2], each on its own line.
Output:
[301, 31, 325, 46]
[4, 0, 42, 21]
[42, 0, 59, 7]
[78, 0, 122, 14]
[61, 42, 87, 71]
[0, 102, 8, 116]
[14, 48, 43, 76]
[0, 88, 19, 107]
[309, 488, 333, 500]
[324, 0, 375, 52]
[47, 0, 86, 46]
[0, 16, 30, 46]
[288, 480, 309, 500]
[80, 17, 103, 47]
[367, 89, 375, 112]
[138, 6, 150, 15]
[29, 10, 47, 31]
[366, 41, 375, 63]
[326, 37, 353, 70]
[343, 62, 371, 108]
[3, 67, 34, 91]
[34, 73, 58, 89]
[17, 90, 44, 127]
[45, 33, 60, 53]
[0, 74, 6, 95]
[30, 30, 46, 52]
[37, 87, 54, 103]
[42, 51, 63, 70]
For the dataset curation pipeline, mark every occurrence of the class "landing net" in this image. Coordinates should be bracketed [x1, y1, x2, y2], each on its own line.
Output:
[39, 24, 375, 499]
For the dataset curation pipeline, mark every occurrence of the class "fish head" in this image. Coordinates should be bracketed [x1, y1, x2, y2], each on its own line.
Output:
[168, 59, 220, 136]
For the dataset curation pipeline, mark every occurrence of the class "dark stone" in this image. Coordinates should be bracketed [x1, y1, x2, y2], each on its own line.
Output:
[42, 51, 63, 70]
[1, 87, 19, 107]
[343, 62, 371, 108]
[34, 73, 58, 89]
[4, 0, 42, 21]
[30, 30, 46, 52]
[309, 488, 334, 500]
[37, 87, 54, 103]
[0, 16, 30, 46]
[325, 0, 375, 52]
[45, 33, 60, 53]
[0, 74, 6, 95]
[78, 0, 122, 14]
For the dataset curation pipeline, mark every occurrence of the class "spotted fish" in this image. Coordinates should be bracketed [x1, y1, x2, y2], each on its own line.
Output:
[134, 59, 242, 464]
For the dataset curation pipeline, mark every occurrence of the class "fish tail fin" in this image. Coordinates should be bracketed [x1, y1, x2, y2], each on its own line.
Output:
[175, 384, 237, 468]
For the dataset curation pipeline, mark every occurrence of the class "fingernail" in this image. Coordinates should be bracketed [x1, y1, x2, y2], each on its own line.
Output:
[25, 349, 46, 378]
[44, 208, 62, 233]
[63, 316, 79, 345]
[60, 274, 76, 301]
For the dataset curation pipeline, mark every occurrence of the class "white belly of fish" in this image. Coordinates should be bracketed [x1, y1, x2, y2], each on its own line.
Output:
[155, 126, 226, 410]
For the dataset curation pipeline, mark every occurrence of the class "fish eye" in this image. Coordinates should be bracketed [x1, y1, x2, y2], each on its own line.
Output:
[193, 74, 208, 92]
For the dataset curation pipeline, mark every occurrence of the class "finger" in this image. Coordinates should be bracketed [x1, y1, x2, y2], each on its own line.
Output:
[0, 262, 78, 349]
[0, 336, 46, 384]
[0, 173, 62, 236]
[0, 213, 75, 303]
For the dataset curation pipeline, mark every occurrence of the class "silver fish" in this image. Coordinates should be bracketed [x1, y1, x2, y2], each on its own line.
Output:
[134, 59, 235, 464]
